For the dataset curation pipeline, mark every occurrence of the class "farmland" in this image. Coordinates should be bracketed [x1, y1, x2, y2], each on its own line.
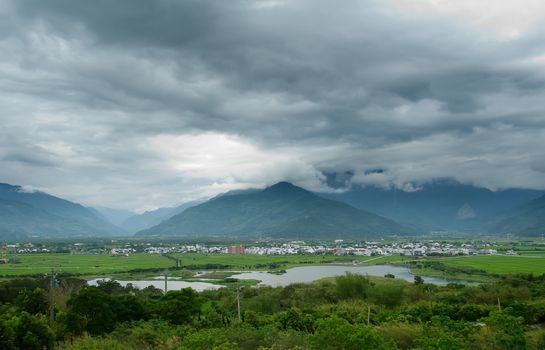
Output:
[2, 248, 545, 282]
[0, 252, 408, 278]
[0, 253, 173, 277]
[439, 254, 545, 275]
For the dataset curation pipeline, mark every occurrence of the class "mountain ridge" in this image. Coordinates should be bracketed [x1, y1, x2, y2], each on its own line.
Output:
[137, 182, 415, 238]
[0, 183, 125, 239]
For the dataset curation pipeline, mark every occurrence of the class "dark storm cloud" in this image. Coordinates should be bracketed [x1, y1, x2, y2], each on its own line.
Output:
[2, 0, 545, 209]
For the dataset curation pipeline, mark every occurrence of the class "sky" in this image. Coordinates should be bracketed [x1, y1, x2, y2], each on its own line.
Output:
[2, 0, 545, 212]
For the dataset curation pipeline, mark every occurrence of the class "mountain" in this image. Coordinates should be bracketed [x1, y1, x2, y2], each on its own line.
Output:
[92, 207, 135, 227]
[121, 190, 255, 233]
[490, 195, 545, 236]
[121, 201, 202, 233]
[321, 179, 543, 231]
[137, 182, 414, 238]
[0, 183, 125, 239]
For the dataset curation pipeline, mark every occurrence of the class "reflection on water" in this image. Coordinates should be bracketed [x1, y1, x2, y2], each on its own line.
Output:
[87, 278, 223, 292]
[230, 265, 463, 287]
[87, 265, 473, 292]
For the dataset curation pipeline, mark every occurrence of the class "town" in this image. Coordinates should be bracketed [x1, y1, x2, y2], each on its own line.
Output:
[3, 239, 523, 258]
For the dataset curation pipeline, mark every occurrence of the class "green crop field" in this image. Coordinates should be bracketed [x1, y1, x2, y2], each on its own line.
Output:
[0, 253, 174, 277]
[439, 255, 545, 275]
[173, 253, 406, 269]
[0, 252, 408, 278]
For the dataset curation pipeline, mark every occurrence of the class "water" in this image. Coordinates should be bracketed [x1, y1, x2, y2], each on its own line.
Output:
[230, 265, 463, 287]
[87, 265, 470, 292]
[87, 278, 223, 292]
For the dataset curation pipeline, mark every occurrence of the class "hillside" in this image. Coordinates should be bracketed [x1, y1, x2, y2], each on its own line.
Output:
[138, 182, 414, 238]
[122, 201, 202, 234]
[490, 194, 545, 236]
[0, 183, 125, 239]
[321, 179, 543, 231]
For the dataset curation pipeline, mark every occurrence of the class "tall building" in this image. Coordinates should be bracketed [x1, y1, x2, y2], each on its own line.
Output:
[227, 245, 245, 255]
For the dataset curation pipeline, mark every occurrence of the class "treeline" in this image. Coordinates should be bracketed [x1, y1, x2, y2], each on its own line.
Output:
[1, 273, 545, 349]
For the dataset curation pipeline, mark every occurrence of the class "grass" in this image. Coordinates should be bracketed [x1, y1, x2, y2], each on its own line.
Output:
[174, 253, 409, 270]
[439, 255, 545, 275]
[0, 252, 408, 278]
[6, 252, 543, 283]
[0, 253, 174, 277]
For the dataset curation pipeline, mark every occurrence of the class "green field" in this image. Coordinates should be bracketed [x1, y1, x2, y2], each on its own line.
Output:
[0, 253, 174, 277]
[439, 255, 545, 275]
[173, 253, 406, 269]
[0, 253, 408, 278]
[4, 252, 544, 280]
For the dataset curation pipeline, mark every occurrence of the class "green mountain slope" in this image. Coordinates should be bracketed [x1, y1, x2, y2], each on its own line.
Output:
[0, 183, 125, 239]
[490, 195, 545, 236]
[121, 201, 201, 233]
[138, 182, 414, 238]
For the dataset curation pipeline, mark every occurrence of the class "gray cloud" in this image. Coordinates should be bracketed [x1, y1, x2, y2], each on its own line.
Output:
[1, 0, 545, 210]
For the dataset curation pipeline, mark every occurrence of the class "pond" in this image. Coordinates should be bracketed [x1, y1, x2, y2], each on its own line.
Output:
[87, 264, 469, 292]
[230, 264, 464, 287]
[87, 278, 223, 292]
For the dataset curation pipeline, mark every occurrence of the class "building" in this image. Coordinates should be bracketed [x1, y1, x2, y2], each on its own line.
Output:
[227, 245, 245, 255]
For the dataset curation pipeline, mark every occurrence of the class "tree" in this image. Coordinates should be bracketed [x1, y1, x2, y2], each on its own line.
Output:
[16, 287, 49, 315]
[312, 316, 395, 350]
[335, 273, 373, 300]
[65, 288, 117, 335]
[478, 311, 527, 350]
[152, 288, 202, 325]
[11, 312, 55, 350]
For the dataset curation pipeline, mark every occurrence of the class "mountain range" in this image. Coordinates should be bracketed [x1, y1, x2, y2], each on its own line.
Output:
[120, 201, 202, 234]
[137, 182, 415, 238]
[0, 183, 125, 240]
[321, 179, 543, 232]
[1, 180, 545, 240]
[491, 194, 545, 236]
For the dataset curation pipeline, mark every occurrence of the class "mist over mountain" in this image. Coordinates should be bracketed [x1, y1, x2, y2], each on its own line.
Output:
[490, 194, 545, 236]
[121, 201, 202, 234]
[0, 183, 125, 239]
[138, 182, 414, 238]
[92, 207, 135, 227]
[321, 179, 543, 232]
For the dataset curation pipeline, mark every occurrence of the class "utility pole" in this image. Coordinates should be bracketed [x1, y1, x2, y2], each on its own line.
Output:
[164, 271, 168, 293]
[236, 287, 241, 322]
[498, 297, 501, 311]
[48, 267, 56, 327]
[367, 305, 370, 325]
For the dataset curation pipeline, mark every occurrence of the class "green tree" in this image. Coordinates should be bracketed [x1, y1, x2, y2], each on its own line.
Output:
[335, 273, 373, 300]
[479, 311, 527, 350]
[65, 288, 117, 335]
[312, 316, 395, 350]
[11, 312, 55, 350]
[152, 288, 201, 325]
[16, 287, 49, 315]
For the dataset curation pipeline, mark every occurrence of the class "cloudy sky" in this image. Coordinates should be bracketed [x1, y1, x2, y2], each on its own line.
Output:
[2, 0, 545, 212]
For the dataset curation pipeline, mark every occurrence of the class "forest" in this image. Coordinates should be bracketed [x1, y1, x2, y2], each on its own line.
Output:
[1, 272, 545, 349]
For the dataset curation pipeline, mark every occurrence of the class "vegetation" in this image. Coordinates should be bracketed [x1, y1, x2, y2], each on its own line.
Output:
[0, 252, 406, 278]
[406, 255, 545, 281]
[2, 271, 545, 349]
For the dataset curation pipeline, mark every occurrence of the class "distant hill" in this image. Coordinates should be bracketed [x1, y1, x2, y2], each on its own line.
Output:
[137, 182, 414, 238]
[321, 179, 543, 231]
[121, 190, 256, 233]
[0, 183, 125, 239]
[91, 207, 135, 227]
[121, 201, 202, 233]
[490, 195, 545, 236]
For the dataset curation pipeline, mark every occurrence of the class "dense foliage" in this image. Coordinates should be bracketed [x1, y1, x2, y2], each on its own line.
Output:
[1, 273, 545, 349]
